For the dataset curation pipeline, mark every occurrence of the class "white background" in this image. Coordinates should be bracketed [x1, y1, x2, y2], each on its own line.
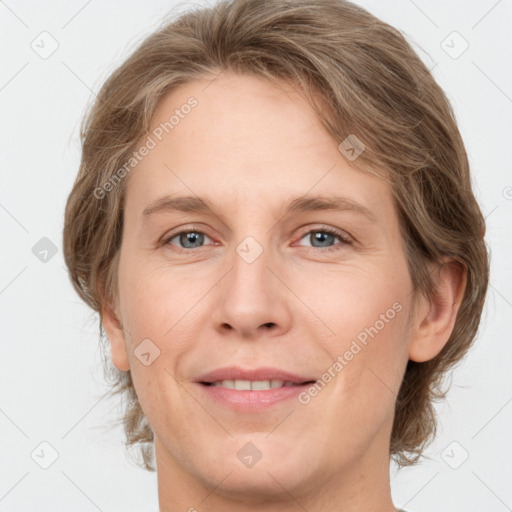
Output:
[1, 0, 511, 511]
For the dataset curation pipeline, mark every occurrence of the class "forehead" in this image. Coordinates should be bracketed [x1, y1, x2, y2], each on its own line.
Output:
[124, 71, 394, 222]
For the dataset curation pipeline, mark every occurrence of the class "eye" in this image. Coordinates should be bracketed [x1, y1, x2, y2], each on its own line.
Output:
[296, 227, 352, 252]
[162, 225, 352, 252]
[164, 229, 213, 250]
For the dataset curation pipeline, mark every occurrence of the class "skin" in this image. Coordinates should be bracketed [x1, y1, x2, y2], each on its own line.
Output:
[102, 71, 466, 512]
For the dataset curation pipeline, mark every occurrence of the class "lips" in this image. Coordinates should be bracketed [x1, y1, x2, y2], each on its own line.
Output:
[194, 366, 317, 412]
[195, 366, 316, 386]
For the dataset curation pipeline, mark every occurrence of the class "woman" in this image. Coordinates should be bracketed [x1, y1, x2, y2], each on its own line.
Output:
[63, 1, 489, 510]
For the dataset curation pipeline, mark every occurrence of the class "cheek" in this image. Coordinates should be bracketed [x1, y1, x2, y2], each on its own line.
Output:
[294, 262, 408, 346]
[116, 258, 211, 395]
[117, 257, 196, 342]
[294, 263, 410, 405]
[314, 310, 409, 449]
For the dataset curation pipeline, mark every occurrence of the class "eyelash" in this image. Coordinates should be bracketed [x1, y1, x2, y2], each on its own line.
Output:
[297, 226, 352, 253]
[162, 224, 353, 253]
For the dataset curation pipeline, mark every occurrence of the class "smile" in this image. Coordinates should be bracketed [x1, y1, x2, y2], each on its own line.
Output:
[203, 379, 313, 390]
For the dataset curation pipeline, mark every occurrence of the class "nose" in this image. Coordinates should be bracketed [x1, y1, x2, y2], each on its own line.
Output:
[211, 241, 292, 340]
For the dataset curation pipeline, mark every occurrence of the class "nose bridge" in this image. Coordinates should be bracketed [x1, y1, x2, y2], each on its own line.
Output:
[232, 235, 272, 297]
[213, 233, 291, 337]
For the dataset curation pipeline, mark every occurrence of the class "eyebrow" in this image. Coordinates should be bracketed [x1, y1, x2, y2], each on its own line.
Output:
[142, 194, 377, 222]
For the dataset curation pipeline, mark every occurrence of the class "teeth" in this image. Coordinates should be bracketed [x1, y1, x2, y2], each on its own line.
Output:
[211, 379, 295, 390]
[235, 379, 251, 390]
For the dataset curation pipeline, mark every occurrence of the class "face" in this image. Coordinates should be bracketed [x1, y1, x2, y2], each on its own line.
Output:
[105, 71, 417, 504]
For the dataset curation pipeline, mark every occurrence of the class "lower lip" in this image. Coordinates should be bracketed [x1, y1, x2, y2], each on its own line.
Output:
[195, 383, 313, 412]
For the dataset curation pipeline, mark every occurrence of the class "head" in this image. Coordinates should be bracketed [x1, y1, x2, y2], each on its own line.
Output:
[63, 0, 488, 497]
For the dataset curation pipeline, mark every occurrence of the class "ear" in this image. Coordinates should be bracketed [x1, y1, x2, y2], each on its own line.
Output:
[408, 258, 467, 362]
[101, 300, 130, 372]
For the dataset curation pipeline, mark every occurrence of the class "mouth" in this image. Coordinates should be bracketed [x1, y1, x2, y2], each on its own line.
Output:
[194, 366, 317, 411]
[200, 379, 316, 390]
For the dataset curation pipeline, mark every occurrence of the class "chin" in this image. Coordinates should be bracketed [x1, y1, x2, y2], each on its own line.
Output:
[200, 464, 311, 504]
[191, 435, 320, 500]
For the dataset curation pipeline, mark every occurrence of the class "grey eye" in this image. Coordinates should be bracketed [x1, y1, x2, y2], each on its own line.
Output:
[167, 231, 212, 249]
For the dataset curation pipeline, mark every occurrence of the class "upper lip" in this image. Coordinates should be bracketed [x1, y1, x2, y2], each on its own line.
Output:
[196, 366, 317, 384]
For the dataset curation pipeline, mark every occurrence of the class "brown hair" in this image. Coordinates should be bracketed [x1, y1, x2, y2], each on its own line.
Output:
[62, 0, 489, 471]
